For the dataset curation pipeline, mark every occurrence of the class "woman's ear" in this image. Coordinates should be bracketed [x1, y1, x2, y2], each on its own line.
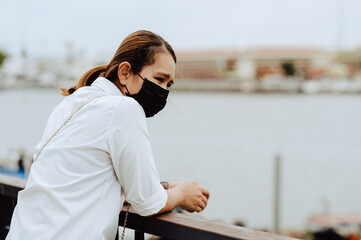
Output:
[117, 62, 132, 85]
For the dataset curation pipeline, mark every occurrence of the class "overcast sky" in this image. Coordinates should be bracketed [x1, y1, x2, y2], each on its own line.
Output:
[1, 0, 361, 59]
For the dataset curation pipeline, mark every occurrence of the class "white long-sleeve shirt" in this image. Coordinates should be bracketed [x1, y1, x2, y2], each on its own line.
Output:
[6, 77, 167, 240]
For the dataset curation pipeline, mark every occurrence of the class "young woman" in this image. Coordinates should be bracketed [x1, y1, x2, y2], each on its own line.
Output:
[6, 30, 209, 240]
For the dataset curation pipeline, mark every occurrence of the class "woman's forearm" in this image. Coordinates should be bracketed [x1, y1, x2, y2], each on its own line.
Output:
[157, 188, 184, 214]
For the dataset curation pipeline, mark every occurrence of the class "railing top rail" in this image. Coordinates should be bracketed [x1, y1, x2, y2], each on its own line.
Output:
[120, 206, 295, 240]
[0, 174, 296, 240]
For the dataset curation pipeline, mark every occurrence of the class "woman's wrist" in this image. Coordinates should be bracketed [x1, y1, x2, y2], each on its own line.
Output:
[161, 181, 180, 190]
[160, 181, 169, 190]
[168, 182, 179, 189]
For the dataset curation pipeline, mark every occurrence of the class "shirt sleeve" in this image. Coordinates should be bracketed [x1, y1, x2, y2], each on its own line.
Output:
[106, 98, 167, 216]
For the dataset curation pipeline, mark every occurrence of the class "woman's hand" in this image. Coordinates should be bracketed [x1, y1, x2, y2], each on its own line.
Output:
[175, 182, 209, 213]
[156, 181, 209, 215]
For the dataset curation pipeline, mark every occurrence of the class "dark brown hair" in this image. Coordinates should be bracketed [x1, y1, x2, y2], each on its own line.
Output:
[60, 30, 177, 96]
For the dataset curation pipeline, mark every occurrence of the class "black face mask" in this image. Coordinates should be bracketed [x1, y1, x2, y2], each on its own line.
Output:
[124, 73, 169, 118]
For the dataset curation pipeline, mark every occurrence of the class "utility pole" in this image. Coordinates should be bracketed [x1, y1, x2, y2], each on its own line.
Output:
[273, 154, 281, 234]
[336, 0, 344, 51]
[19, 0, 28, 87]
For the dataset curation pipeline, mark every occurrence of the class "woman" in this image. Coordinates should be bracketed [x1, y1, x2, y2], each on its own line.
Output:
[6, 30, 209, 240]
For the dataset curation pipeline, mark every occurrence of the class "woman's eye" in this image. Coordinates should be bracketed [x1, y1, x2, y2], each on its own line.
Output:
[155, 78, 164, 83]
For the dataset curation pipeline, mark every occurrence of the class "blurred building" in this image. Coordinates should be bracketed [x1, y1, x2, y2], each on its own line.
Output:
[175, 47, 361, 93]
[0, 51, 110, 89]
[176, 48, 333, 81]
[336, 48, 361, 78]
[175, 49, 239, 80]
[243, 48, 332, 80]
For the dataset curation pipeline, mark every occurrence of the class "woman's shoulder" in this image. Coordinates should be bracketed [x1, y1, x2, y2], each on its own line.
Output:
[97, 95, 139, 109]
[80, 94, 145, 122]
[110, 96, 145, 119]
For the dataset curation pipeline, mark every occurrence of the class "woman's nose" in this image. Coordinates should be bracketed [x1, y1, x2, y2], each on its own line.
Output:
[160, 82, 168, 90]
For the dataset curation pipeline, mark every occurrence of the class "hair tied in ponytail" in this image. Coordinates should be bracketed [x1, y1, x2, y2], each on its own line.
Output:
[68, 87, 76, 94]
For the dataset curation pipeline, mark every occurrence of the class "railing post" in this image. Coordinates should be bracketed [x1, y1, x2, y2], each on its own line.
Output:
[114, 228, 119, 240]
[134, 230, 145, 240]
[0, 194, 16, 239]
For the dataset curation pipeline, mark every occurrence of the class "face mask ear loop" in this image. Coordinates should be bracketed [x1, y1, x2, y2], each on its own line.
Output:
[136, 72, 145, 81]
[124, 85, 131, 95]
[124, 73, 143, 96]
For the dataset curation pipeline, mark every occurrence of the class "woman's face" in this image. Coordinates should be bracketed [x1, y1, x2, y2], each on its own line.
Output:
[125, 52, 176, 95]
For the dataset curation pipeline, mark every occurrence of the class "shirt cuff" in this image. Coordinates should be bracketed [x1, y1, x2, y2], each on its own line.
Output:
[131, 186, 168, 216]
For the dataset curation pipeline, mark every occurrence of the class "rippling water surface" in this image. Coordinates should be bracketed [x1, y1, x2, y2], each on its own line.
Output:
[1, 88, 360, 230]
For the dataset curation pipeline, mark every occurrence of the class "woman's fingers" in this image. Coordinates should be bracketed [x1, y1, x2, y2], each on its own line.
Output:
[196, 206, 203, 212]
[195, 183, 209, 199]
[196, 185, 209, 211]
[201, 188, 210, 200]
[201, 194, 208, 206]
[198, 199, 206, 210]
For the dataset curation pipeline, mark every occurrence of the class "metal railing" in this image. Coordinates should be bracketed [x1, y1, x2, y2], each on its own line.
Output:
[0, 174, 295, 240]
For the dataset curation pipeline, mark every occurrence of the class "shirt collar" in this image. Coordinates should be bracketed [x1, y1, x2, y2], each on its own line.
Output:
[91, 77, 123, 96]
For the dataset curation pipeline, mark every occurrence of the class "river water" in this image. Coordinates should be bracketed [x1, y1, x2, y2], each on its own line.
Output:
[0, 88, 360, 231]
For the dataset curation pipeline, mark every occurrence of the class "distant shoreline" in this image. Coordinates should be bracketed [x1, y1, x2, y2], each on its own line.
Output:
[1, 77, 361, 95]
[1, 86, 360, 95]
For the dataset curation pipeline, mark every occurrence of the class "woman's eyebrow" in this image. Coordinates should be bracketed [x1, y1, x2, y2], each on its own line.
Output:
[155, 72, 171, 79]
